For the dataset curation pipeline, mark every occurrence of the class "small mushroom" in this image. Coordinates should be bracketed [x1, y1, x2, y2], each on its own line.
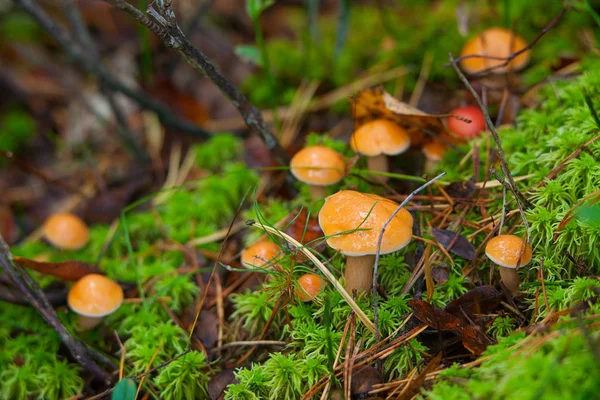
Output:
[422, 140, 447, 173]
[318, 190, 413, 294]
[485, 234, 532, 296]
[42, 213, 90, 250]
[350, 119, 410, 184]
[297, 273, 325, 302]
[240, 240, 281, 269]
[447, 106, 486, 139]
[67, 274, 124, 330]
[290, 145, 346, 200]
[459, 27, 530, 75]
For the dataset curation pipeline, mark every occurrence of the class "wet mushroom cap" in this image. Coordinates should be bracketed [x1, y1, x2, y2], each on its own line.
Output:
[485, 234, 532, 269]
[447, 106, 486, 139]
[422, 140, 447, 161]
[241, 240, 281, 268]
[68, 274, 124, 318]
[290, 146, 346, 186]
[459, 27, 530, 74]
[297, 273, 324, 301]
[318, 190, 413, 256]
[42, 213, 90, 250]
[350, 119, 410, 156]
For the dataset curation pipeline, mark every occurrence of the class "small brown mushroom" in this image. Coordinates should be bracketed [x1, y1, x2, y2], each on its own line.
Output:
[318, 190, 413, 294]
[485, 234, 532, 296]
[67, 274, 123, 330]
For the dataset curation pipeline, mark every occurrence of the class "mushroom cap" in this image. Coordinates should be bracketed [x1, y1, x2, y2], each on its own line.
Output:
[485, 234, 532, 269]
[290, 145, 346, 186]
[350, 119, 410, 157]
[42, 213, 90, 250]
[297, 273, 324, 301]
[422, 140, 447, 161]
[318, 190, 413, 256]
[447, 106, 486, 139]
[459, 27, 530, 74]
[68, 274, 123, 317]
[241, 240, 281, 268]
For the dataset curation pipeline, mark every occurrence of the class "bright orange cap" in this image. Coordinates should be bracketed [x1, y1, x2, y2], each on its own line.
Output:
[68, 274, 123, 317]
[318, 190, 413, 256]
[241, 240, 281, 268]
[297, 273, 324, 302]
[460, 28, 530, 74]
[350, 119, 410, 157]
[290, 146, 346, 186]
[422, 140, 447, 161]
[42, 213, 90, 250]
[485, 234, 532, 269]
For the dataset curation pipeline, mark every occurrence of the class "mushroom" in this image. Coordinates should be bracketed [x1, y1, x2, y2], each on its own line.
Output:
[297, 273, 325, 302]
[290, 145, 346, 201]
[42, 212, 90, 250]
[422, 140, 447, 173]
[350, 119, 410, 184]
[318, 190, 413, 294]
[485, 234, 532, 296]
[447, 106, 486, 139]
[241, 240, 281, 269]
[459, 27, 530, 75]
[67, 274, 124, 330]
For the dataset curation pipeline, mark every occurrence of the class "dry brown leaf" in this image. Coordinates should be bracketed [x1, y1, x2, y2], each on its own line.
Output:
[14, 256, 101, 281]
[351, 87, 448, 146]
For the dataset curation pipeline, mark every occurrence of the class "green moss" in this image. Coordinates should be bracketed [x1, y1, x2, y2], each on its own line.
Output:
[154, 351, 209, 400]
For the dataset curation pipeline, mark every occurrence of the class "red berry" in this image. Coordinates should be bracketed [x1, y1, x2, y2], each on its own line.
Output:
[447, 106, 486, 139]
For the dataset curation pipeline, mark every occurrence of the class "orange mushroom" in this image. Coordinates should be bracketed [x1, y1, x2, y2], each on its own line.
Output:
[241, 240, 281, 269]
[459, 27, 530, 75]
[67, 274, 123, 330]
[290, 145, 346, 200]
[422, 140, 447, 173]
[350, 119, 410, 184]
[42, 213, 89, 250]
[318, 190, 413, 294]
[297, 273, 325, 302]
[485, 234, 532, 296]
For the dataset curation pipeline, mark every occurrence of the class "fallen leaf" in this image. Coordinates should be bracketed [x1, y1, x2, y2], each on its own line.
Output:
[409, 299, 465, 332]
[443, 180, 477, 199]
[351, 87, 447, 146]
[111, 378, 137, 400]
[208, 368, 236, 400]
[14, 256, 101, 281]
[431, 228, 476, 260]
[461, 324, 492, 355]
[444, 286, 502, 318]
[350, 365, 383, 398]
[431, 265, 449, 285]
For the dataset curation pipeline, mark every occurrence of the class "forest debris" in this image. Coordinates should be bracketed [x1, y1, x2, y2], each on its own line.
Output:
[350, 365, 383, 398]
[396, 352, 442, 400]
[431, 228, 476, 260]
[14, 256, 101, 281]
[284, 208, 326, 262]
[351, 86, 447, 146]
[443, 179, 477, 199]
[208, 368, 236, 400]
[445, 286, 502, 318]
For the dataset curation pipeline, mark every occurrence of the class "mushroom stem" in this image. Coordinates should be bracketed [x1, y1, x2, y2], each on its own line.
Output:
[76, 315, 103, 331]
[345, 254, 376, 294]
[424, 159, 438, 174]
[367, 155, 389, 183]
[499, 266, 520, 296]
[309, 185, 328, 200]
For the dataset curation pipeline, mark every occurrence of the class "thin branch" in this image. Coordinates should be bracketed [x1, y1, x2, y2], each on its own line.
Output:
[0, 233, 113, 384]
[15, 0, 210, 138]
[372, 172, 446, 343]
[449, 53, 530, 241]
[100, 0, 291, 166]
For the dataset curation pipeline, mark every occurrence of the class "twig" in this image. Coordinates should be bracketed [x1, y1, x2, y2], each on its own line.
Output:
[0, 233, 113, 384]
[372, 172, 446, 343]
[14, 0, 210, 138]
[100, 0, 291, 166]
[449, 54, 530, 241]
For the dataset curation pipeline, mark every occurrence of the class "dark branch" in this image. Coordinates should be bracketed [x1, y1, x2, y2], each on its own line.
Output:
[15, 0, 210, 139]
[99, 0, 291, 166]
